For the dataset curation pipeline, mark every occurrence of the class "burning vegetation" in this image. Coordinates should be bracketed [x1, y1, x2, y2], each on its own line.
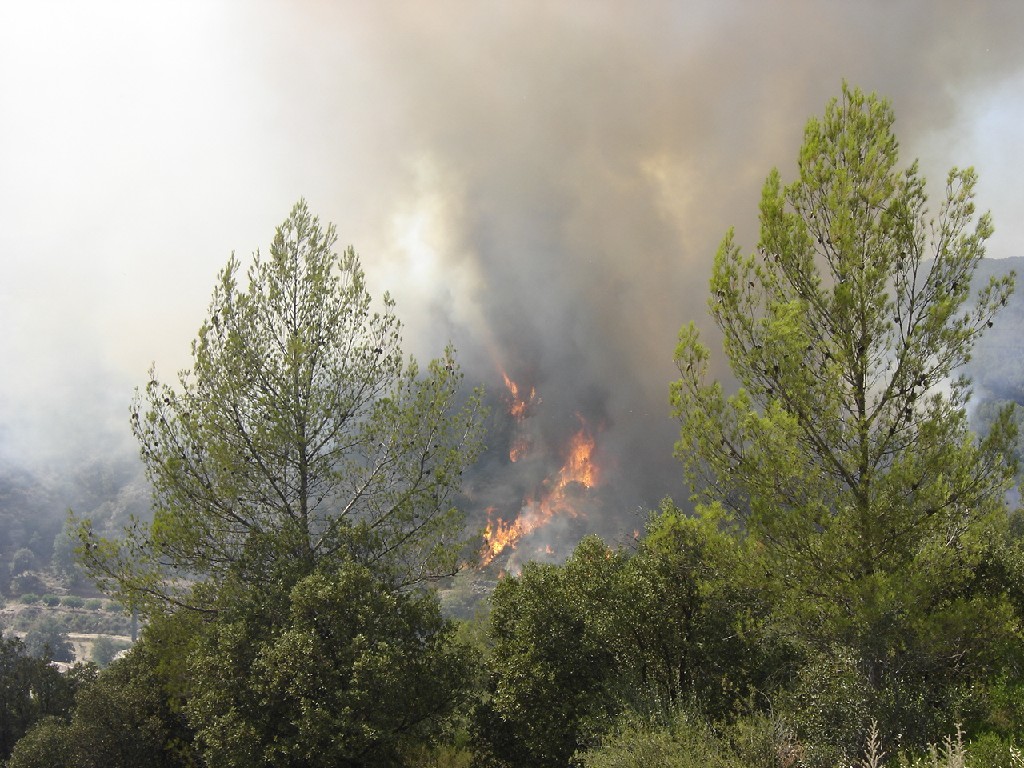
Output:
[478, 371, 603, 568]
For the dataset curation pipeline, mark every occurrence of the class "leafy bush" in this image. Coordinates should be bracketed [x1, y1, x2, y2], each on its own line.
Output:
[18, 594, 41, 605]
[67, 614, 93, 632]
[11, 573, 46, 595]
[61, 596, 84, 608]
[40, 595, 60, 607]
[23, 616, 74, 662]
[402, 743, 473, 768]
[9, 548, 37, 576]
[12, 607, 41, 630]
[0, 637, 88, 764]
[475, 508, 774, 768]
[84, 599, 103, 610]
[91, 635, 131, 668]
[576, 709, 783, 768]
[7, 642, 197, 768]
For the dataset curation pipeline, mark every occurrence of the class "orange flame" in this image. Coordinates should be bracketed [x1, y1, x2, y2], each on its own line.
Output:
[559, 427, 599, 489]
[509, 435, 530, 463]
[501, 370, 539, 462]
[502, 370, 538, 422]
[480, 420, 600, 566]
[481, 511, 526, 561]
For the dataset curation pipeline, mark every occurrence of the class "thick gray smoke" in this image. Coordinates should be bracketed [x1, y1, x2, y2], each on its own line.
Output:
[3, 2, 1024, 556]
[338, 2, 1024, 547]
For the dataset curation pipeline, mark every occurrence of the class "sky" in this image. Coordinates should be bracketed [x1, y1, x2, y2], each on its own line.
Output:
[3, 1, 1024, 531]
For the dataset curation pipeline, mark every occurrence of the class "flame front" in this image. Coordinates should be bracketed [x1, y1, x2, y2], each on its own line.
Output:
[560, 428, 598, 490]
[480, 419, 600, 567]
[481, 514, 524, 561]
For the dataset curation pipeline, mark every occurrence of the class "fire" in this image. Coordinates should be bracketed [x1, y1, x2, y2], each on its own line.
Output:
[501, 372, 536, 421]
[480, 419, 600, 567]
[481, 512, 526, 561]
[501, 370, 539, 462]
[560, 427, 599, 489]
[502, 370, 538, 422]
[508, 435, 530, 463]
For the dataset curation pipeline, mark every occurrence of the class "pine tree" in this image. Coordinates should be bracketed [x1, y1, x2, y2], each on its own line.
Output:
[671, 84, 1019, 749]
[79, 200, 485, 612]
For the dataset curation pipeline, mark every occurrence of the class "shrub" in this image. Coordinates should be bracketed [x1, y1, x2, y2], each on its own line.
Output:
[40, 595, 60, 607]
[961, 732, 1018, 768]
[19, 594, 41, 605]
[402, 743, 473, 768]
[9, 548, 37, 576]
[91, 636, 131, 668]
[23, 616, 74, 663]
[61, 596, 84, 609]
[12, 607, 42, 630]
[576, 709, 782, 768]
[84, 599, 103, 610]
[11, 573, 46, 595]
[67, 614, 92, 632]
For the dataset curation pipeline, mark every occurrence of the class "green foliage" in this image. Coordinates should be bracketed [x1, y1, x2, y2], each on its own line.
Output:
[475, 537, 626, 767]
[9, 547, 36, 576]
[90, 635, 131, 668]
[575, 709, 783, 768]
[51, 516, 85, 584]
[9, 572, 45, 595]
[975, 399, 1024, 484]
[60, 200, 488, 763]
[40, 594, 60, 607]
[402, 742, 474, 768]
[671, 83, 1021, 756]
[23, 615, 74, 662]
[76, 199, 486, 613]
[6, 717, 74, 768]
[0, 634, 89, 762]
[476, 505, 769, 767]
[959, 731, 1022, 768]
[60, 596, 84, 608]
[7, 641, 199, 768]
[186, 562, 474, 768]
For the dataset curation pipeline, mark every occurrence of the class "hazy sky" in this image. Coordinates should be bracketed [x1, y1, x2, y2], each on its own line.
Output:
[3, 2, 1024, 514]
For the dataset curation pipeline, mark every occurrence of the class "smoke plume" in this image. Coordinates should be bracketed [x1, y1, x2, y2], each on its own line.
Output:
[3, 2, 1024, 558]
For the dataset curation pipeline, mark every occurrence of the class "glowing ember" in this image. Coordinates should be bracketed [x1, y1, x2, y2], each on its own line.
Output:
[509, 435, 530, 463]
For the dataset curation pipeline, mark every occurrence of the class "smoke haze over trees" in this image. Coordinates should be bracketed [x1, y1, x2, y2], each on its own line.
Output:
[4, 3, 1024, 552]
[4, 72, 1024, 764]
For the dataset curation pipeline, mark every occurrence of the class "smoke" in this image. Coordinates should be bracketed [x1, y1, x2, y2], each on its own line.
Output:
[343, 1, 1024, 533]
[3, 2, 1024, 552]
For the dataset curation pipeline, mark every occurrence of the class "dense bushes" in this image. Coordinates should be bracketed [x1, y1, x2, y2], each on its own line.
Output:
[6, 641, 197, 768]
[474, 501, 1024, 766]
[474, 505, 786, 767]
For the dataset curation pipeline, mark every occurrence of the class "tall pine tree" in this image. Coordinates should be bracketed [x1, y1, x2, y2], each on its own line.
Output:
[672, 84, 1020, 752]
